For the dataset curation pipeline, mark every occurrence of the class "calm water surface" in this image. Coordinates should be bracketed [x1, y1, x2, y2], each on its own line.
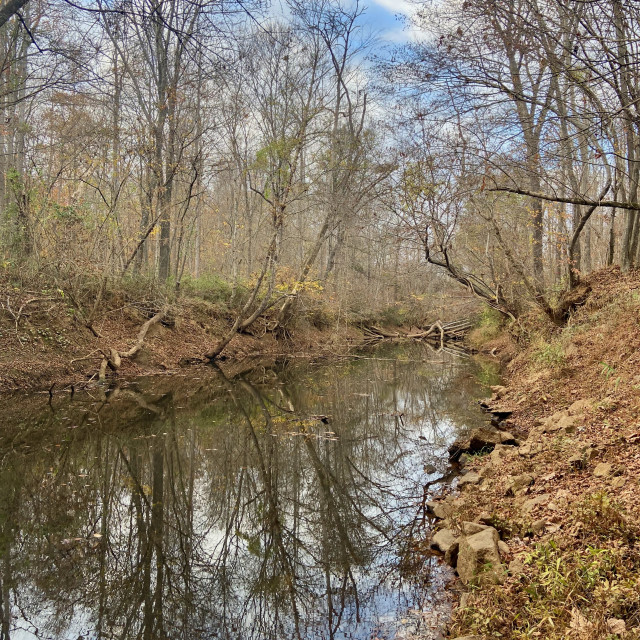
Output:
[0, 344, 495, 640]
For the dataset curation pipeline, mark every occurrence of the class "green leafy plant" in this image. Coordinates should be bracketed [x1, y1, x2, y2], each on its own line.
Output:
[600, 362, 616, 380]
[533, 341, 565, 368]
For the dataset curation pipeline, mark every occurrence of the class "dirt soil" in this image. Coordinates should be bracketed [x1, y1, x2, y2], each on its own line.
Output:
[432, 266, 640, 639]
[0, 289, 366, 392]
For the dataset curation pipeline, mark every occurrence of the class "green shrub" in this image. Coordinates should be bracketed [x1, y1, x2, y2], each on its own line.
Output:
[468, 306, 504, 347]
[180, 273, 234, 306]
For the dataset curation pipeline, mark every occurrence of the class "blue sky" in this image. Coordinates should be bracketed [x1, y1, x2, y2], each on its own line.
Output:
[269, 0, 418, 44]
[363, 0, 406, 41]
[364, 0, 413, 43]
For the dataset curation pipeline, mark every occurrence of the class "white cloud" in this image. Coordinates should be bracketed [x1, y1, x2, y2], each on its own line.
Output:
[367, 0, 416, 16]
[367, 0, 425, 43]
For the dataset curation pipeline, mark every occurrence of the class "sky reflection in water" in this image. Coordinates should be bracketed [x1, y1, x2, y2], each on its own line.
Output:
[0, 344, 494, 640]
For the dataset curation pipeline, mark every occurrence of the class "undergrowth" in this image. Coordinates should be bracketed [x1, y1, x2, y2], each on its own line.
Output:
[454, 537, 640, 639]
[467, 307, 504, 348]
[531, 339, 566, 368]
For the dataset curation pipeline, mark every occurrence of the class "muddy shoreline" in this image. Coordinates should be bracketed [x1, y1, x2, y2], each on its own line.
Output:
[0, 298, 372, 391]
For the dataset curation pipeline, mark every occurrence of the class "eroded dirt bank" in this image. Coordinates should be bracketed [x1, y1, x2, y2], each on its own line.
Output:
[0, 292, 368, 391]
[427, 267, 640, 640]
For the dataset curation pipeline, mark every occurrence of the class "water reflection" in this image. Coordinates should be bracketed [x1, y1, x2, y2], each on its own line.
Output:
[0, 344, 491, 640]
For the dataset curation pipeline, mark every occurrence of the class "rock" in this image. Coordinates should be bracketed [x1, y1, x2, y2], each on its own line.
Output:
[458, 592, 470, 609]
[593, 462, 613, 478]
[490, 443, 515, 466]
[458, 471, 482, 488]
[456, 526, 506, 585]
[424, 463, 438, 474]
[426, 501, 452, 521]
[519, 441, 544, 458]
[522, 494, 550, 514]
[568, 398, 593, 415]
[531, 519, 546, 535]
[460, 521, 488, 536]
[469, 426, 517, 451]
[607, 618, 626, 635]
[449, 427, 517, 461]
[611, 476, 627, 489]
[569, 443, 600, 469]
[431, 529, 459, 566]
[458, 452, 472, 468]
[498, 540, 509, 557]
[450, 637, 483, 640]
[539, 409, 565, 429]
[508, 556, 525, 576]
[490, 384, 508, 399]
[431, 528, 457, 552]
[506, 473, 534, 496]
[491, 408, 514, 421]
[543, 411, 578, 434]
[479, 462, 493, 479]
[478, 512, 493, 525]
[569, 453, 587, 469]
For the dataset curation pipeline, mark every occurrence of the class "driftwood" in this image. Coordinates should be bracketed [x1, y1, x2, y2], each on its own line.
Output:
[98, 308, 166, 382]
[363, 318, 473, 348]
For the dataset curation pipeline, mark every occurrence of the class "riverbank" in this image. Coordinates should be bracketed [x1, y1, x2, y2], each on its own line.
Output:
[0, 272, 475, 391]
[428, 266, 640, 640]
[0, 290, 367, 391]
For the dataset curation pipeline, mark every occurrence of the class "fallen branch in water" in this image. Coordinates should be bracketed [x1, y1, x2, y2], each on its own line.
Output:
[363, 318, 473, 348]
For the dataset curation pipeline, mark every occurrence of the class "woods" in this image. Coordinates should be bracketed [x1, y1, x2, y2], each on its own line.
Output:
[391, 0, 640, 321]
[4, 3, 640, 639]
[2, 0, 640, 353]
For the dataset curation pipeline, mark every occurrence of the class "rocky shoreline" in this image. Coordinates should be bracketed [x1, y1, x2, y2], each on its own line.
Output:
[427, 363, 638, 639]
[426, 390, 521, 640]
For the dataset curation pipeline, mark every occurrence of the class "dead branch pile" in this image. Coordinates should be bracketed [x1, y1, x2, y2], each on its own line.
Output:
[363, 318, 474, 349]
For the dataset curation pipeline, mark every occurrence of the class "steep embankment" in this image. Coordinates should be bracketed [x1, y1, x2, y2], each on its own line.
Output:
[428, 266, 640, 640]
[0, 290, 366, 391]
[0, 272, 479, 391]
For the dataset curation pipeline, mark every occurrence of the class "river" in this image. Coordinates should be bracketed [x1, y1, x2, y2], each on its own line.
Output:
[0, 343, 496, 640]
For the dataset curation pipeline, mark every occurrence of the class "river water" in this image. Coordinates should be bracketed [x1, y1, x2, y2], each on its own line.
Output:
[0, 343, 495, 640]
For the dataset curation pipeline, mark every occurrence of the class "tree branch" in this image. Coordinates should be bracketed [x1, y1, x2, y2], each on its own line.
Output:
[488, 186, 640, 211]
[0, 0, 29, 29]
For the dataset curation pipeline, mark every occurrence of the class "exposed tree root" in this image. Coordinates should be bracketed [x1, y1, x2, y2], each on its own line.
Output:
[98, 308, 166, 382]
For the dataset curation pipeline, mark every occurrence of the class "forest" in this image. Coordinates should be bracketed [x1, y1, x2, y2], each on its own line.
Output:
[1, 0, 640, 357]
[3, 2, 640, 640]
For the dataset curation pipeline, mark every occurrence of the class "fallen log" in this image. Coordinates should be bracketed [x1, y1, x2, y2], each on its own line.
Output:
[365, 325, 402, 339]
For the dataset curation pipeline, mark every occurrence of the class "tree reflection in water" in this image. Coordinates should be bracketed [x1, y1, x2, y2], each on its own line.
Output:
[0, 344, 493, 640]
